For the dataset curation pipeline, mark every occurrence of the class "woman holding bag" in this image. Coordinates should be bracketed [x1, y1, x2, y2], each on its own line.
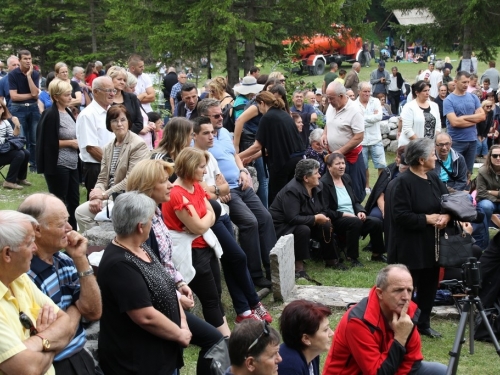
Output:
[386, 138, 450, 338]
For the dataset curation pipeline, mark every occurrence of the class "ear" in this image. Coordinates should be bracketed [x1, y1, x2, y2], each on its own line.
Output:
[301, 333, 311, 347]
[375, 287, 383, 300]
[245, 356, 256, 372]
[34, 223, 43, 239]
[1, 246, 13, 263]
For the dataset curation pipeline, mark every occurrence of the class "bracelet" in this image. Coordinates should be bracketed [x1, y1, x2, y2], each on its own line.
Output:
[78, 267, 94, 278]
[176, 282, 187, 290]
[240, 168, 249, 175]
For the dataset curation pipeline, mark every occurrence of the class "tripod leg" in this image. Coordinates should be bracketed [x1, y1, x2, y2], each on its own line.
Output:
[474, 298, 500, 355]
[469, 303, 475, 354]
[447, 303, 471, 375]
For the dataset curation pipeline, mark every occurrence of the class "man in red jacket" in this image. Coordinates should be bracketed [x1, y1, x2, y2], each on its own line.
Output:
[323, 264, 448, 375]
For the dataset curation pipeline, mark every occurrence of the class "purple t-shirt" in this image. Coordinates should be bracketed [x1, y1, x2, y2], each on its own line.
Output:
[443, 92, 481, 142]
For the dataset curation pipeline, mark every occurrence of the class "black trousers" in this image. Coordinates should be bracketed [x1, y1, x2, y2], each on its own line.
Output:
[45, 166, 80, 230]
[83, 162, 100, 201]
[333, 215, 385, 260]
[388, 90, 401, 115]
[410, 266, 440, 330]
[185, 311, 223, 375]
[268, 155, 303, 206]
[293, 223, 337, 262]
[0, 148, 29, 183]
[53, 348, 95, 375]
[189, 247, 225, 328]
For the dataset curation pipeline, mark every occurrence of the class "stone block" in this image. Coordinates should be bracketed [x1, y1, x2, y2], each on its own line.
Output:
[84, 321, 100, 341]
[380, 121, 390, 135]
[387, 140, 399, 153]
[388, 129, 398, 140]
[382, 138, 391, 147]
[247, 166, 259, 192]
[388, 117, 399, 129]
[84, 222, 115, 247]
[269, 234, 295, 301]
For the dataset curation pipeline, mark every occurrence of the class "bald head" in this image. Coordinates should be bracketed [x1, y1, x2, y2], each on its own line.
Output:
[18, 193, 58, 224]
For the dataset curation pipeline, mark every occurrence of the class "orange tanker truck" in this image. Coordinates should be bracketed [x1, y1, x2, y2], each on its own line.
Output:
[283, 26, 364, 75]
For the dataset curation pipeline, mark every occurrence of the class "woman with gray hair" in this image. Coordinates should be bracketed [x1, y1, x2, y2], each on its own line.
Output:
[386, 138, 450, 338]
[305, 128, 328, 176]
[97, 191, 188, 374]
[269, 159, 336, 279]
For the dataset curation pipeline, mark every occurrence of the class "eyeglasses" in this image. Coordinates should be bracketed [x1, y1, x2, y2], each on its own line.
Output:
[97, 88, 117, 94]
[19, 311, 38, 336]
[206, 113, 224, 119]
[436, 142, 451, 147]
[247, 321, 269, 355]
[491, 154, 500, 159]
[110, 118, 128, 125]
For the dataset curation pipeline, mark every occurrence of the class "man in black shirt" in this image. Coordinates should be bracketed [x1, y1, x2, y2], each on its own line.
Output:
[162, 67, 177, 116]
[433, 84, 449, 132]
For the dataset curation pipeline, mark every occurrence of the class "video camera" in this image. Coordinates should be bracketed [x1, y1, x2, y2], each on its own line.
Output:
[462, 257, 481, 297]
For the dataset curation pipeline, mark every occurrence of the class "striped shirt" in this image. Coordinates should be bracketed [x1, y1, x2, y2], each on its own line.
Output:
[27, 252, 86, 361]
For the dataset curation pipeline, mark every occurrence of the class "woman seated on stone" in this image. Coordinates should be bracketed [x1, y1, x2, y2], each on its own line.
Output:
[305, 128, 328, 176]
[126, 160, 225, 375]
[75, 105, 149, 232]
[97, 191, 187, 374]
[278, 300, 333, 375]
[476, 145, 500, 229]
[321, 153, 386, 268]
[161, 147, 231, 336]
[270, 159, 341, 278]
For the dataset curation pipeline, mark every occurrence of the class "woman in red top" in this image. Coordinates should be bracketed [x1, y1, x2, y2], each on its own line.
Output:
[162, 147, 231, 336]
[84, 62, 98, 88]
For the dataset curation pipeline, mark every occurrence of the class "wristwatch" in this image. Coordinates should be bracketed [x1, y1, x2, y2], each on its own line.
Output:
[214, 185, 220, 197]
[77, 267, 94, 278]
[240, 168, 249, 175]
[36, 334, 50, 351]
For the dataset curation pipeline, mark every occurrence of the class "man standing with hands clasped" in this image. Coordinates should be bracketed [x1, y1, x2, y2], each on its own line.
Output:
[322, 264, 448, 374]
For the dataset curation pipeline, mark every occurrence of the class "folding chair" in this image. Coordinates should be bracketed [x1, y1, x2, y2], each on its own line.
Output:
[0, 165, 6, 180]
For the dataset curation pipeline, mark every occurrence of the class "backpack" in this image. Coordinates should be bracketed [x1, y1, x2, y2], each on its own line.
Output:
[222, 99, 246, 133]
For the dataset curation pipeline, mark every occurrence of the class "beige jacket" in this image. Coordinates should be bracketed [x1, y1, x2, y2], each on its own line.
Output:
[95, 130, 149, 196]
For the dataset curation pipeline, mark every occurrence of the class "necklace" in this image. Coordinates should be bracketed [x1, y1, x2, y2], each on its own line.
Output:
[113, 237, 151, 262]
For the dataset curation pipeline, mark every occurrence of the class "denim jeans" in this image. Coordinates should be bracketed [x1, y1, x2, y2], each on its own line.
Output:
[10, 103, 40, 170]
[253, 156, 269, 208]
[476, 138, 488, 156]
[477, 200, 500, 227]
[452, 140, 477, 173]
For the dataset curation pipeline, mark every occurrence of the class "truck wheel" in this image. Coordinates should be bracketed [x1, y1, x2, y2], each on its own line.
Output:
[313, 60, 325, 75]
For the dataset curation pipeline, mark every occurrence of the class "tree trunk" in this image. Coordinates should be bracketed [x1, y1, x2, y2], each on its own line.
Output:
[90, 0, 97, 53]
[226, 34, 239, 88]
[243, 4, 255, 77]
[207, 45, 212, 79]
[462, 25, 472, 60]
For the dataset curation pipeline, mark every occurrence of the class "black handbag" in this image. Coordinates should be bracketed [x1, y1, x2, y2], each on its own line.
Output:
[441, 191, 477, 222]
[435, 221, 474, 268]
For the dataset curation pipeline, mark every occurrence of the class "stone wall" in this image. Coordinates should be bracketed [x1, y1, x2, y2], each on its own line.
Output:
[380, 118, 399, 153]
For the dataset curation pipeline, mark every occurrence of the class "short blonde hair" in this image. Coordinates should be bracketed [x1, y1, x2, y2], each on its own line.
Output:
[482, 100, 494, 109]
[48, 78, 73, 102]
[126, 72, 137, 88]
[174, 148, 210, 181]
[106, 66, 127, 81]
[127, 159, 174, 197]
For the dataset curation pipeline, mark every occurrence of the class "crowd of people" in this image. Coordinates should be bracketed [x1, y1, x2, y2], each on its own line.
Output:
[1, 48, 499, 374]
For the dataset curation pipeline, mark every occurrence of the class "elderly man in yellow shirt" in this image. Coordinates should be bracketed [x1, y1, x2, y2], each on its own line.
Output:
[0, 210, 72, 375]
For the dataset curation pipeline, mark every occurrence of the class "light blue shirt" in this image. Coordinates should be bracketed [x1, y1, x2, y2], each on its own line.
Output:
[439, 153, 452, 183]
[335, 186, 355, 214]
[210, 128, 240, 189]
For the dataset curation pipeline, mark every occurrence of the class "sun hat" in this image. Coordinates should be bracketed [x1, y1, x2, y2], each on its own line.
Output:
[234, 76, 264, 96]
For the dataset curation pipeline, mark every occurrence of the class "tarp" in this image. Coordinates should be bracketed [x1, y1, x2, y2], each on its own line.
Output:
[393, 9, 435, 26]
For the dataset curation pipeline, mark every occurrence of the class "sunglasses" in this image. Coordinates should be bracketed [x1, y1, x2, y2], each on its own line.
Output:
[279, 79, 286, 83]
[247, 321, 269, 355]
[491, 154, 500, 159]
[206, 113, 224, 119]
[19, 311, 38, 336]
[486, 106, 493, 109]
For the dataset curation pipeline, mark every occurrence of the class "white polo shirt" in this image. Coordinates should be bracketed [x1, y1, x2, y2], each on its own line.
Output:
[76, 100, 115, 163]
[135, 73, 153, 112]
[326, 98, 364, 152]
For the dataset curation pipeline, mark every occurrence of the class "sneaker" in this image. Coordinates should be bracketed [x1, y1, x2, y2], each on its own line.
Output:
[325, 261, 349, 271]
[252, 302, 272, 323]
[235, 311, 262, 324]
[252, 277, 272, 289]
[365, 187, 371, 195]
[295, 270, 311, 280]
[3, 181, 23, 190]
[17, 179, 32, 186]
[371, 254, 387, 262]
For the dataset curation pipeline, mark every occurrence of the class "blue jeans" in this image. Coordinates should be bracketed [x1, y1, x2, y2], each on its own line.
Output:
[476, 138, 488, 156]
[452, 140, 477, 173]
[10, 103, 40, 170]
[253, 156, 269, 208]
[212, 214, 260, 314]
[414, 361, 447, 375]
[477, 200, 500, 227]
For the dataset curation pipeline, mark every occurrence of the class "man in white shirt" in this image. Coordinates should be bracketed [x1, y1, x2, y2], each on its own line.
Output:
[357, 82, 385, 193]
[75, 76, 115, 199]
[128, 54, 155, 112]
[429, 61, 443, 100]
